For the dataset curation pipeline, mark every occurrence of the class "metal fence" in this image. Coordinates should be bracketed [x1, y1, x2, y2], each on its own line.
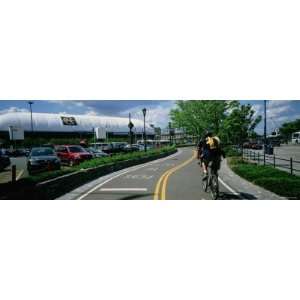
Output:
[243, 149, 300, 176]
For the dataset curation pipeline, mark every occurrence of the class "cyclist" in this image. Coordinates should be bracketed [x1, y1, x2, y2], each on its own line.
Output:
[201, 132, 225, 180]
[196, 139, 205, 164]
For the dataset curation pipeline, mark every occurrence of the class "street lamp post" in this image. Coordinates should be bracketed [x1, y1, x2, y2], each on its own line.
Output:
[128, 113, 134, 147]
[264, 100, 267, 153]
[28, 101, 34, 134]
[168, 122, 172, 145]
[142, 108, 147, 152]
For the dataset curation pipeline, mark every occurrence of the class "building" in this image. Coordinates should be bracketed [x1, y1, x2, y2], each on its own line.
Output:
[0, 112, 155, 144]
[160, 128, 196, 144]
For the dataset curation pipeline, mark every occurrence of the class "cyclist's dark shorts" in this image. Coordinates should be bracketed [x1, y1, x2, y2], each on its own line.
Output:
[204, 156, 221, 171]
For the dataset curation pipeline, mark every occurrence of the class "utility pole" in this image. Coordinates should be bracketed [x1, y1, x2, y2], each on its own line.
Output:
[264, 100, 267, 152]
[142, 108, 147, 152]
[168, 122, 172, 145]
[28, 101, 34, 134]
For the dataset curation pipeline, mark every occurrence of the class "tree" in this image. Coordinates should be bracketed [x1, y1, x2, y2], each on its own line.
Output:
[170, 100, 237, 138]
[279, 119, 300, 142]
[221, 104, 262, 145]
[170, 100, 261, 145]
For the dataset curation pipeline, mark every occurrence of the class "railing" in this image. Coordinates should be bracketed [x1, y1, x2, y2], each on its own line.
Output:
[242, 149, 300, 176]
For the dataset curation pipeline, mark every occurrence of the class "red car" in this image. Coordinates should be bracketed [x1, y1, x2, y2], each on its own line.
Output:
[55, 145, 93, 166]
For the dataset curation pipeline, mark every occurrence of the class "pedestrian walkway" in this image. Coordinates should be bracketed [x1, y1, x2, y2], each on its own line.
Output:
[219, 159, 286, 200]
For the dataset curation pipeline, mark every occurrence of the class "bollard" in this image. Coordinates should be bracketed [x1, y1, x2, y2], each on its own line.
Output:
[263, 152, 266, 166]
[12, 165, 16, 183]
[273, 155, 276, 168]
[258, 152, 260, 164]
[290, 158, 293, 175]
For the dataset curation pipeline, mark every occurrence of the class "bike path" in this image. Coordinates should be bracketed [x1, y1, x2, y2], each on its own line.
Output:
[166, 150, 240, 200]
[57, 147, 283, 200]
[58, 147, 236, 200]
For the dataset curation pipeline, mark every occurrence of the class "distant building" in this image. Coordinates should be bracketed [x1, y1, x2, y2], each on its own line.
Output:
[160, 128, 196, 144]
[0, 112, 155, 143]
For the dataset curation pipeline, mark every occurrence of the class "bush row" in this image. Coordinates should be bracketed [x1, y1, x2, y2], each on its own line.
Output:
[228, 157, 300, 199]
[0, 146, 177, 200]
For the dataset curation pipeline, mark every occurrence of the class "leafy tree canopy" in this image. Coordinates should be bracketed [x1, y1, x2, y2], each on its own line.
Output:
[279, 119, 300, 140]
[170, 100, 261, 145]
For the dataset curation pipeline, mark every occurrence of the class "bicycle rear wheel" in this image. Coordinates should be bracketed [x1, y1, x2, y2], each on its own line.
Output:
[210, 174, 219, 199]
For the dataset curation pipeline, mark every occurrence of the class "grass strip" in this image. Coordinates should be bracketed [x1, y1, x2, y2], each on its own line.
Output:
[228, 157, 300, 199]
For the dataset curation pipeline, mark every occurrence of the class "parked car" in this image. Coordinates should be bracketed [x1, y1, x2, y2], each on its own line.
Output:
[9, 148, 27, 157]
[0, 150, 11, 171]
[111, 142, 128, 153]
[251, 143, 263, 150]
[122, 144, 142, 152]
[55, 145, 93, 166]
[27, 147, 61, 175]
[86, 147, 109, 158]
[136, 144, 148, 151]
[90, 143, 113, 154]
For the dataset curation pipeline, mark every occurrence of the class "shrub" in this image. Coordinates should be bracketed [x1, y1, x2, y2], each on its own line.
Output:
[223, 146, 242, 157]
[229, 160, 300, 199]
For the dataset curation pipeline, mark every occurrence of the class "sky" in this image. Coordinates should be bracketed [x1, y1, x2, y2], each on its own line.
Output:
[0, 100, 299, 134]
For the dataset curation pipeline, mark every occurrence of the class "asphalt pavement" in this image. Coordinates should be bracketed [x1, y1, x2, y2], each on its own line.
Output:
[0, 157, 28, 183]
[58, 146, 278, 200]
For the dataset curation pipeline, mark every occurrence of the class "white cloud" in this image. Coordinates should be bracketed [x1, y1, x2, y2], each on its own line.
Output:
[120, 102, 176, 128]
[74, 101, 85, 107]
[84, 110, 98, 116]
[251, 101, 294, 119]
[0, 107, 29, 114]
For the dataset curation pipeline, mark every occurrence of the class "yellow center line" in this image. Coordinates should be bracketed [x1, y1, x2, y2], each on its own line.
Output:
[153, 150, 197, 200]
[153, 168, 172, 200]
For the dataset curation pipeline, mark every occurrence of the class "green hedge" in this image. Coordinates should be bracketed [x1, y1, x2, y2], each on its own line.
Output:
[223, 146, 242, 157]
[175, 143, 196, 148]
[228, 157, 300, 199]
[0, 146, 177, 200]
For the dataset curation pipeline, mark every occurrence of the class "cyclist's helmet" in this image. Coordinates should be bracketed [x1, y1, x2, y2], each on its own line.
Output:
[205, 131, 213, 138]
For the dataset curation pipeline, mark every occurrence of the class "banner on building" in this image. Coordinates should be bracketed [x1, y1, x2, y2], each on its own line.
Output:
[95, 127, 107, 139]
[61, 116, 77, 126]
[8, 126, 24, 140]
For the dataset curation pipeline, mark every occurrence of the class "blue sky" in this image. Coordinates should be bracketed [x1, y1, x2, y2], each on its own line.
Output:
[0, 100, 299, 133]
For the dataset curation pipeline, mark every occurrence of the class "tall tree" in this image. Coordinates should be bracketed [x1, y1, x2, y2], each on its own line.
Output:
[170, 100, 261, 145]
[170, 100, 236, 138]
[221, 104, 262, 145]
[279, 119, 300, 142]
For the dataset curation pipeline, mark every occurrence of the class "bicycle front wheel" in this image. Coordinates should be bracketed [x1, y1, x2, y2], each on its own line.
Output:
[202, 177, 208, 192]
[210, 175, 219, 200]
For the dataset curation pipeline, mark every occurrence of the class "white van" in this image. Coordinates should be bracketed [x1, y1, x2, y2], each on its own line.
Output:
[291, 132, 300, 144]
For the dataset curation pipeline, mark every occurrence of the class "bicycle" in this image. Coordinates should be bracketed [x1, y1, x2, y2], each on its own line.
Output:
[202, 160, 220, 200]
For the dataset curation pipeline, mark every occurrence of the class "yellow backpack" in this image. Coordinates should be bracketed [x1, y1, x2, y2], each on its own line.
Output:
[206, 136, 220, 149]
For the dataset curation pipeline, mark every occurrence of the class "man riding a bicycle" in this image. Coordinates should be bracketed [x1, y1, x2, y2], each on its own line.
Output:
[201, 131, 225, 180]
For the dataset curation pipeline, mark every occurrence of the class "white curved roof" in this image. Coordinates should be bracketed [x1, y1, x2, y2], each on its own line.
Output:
[0, 112, 155, 134]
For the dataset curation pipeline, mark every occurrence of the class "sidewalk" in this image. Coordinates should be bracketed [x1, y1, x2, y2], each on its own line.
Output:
[218, 159, 286, 200]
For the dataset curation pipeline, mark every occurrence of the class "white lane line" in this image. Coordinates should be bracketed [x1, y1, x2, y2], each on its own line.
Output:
[218, 177, 240, 196]
[100, 188, 147, 192]
[16, 169, 24, 180]
[77, 149, 183, 200]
